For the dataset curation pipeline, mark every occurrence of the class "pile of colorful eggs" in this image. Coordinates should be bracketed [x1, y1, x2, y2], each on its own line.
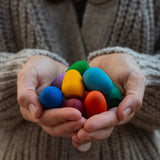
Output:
[39, 60, 122, 118]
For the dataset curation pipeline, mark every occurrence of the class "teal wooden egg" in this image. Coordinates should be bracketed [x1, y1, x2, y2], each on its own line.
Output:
[105, 83, 122, 109]
[83, 67, 113, 95]
[66, 60, 90, 76]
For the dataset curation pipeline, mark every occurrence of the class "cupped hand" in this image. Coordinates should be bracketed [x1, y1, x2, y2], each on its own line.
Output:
[17, 55, 85, 137]
[72, 107, 135, 147]
[72, 53, 146, 147]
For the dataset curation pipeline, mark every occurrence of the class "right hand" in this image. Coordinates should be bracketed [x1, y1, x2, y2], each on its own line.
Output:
[17, 55, 86, 137]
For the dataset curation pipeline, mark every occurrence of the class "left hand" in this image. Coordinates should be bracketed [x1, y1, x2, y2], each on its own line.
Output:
[72, 53, 146, 147]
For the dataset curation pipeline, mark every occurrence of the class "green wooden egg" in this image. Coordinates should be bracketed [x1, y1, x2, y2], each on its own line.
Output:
[66, 60, 89, 76]
[105, 83, 122, 110]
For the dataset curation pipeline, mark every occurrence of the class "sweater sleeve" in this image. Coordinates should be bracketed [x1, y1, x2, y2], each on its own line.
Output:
[0, 49, 68, 130]
[87, 47, 160, 131]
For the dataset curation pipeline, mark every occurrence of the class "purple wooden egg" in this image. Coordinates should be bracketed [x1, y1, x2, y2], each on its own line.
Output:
[62, 98, 84, 114]
[51, 72, 66, 90]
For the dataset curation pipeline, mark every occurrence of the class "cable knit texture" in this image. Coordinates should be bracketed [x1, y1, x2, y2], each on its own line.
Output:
[0, 0, 160, 159]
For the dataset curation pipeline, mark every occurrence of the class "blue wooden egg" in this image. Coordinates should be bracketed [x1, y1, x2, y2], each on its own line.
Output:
[39, 86, 63, 109]
[83, 67, 113, 95]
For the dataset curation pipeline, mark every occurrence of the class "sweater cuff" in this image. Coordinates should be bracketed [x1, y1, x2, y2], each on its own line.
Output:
[87, 46, 137, 62]
[16, 49, 69, 67]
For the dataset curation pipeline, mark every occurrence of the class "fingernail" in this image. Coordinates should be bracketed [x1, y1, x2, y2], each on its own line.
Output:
[123, 108, 131, 120]
[74, 126, 81, 131]
[28, 104, 36, 118]
[80, 134, 91, 141]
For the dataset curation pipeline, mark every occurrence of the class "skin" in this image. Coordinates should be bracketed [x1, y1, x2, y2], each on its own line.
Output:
[17, 55, 86, 137]
[17, 53, 146, 146]
[72, 53, 146, 147]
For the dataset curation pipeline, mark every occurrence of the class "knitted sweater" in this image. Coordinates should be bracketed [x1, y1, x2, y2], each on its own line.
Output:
[0, 0, 160, 159]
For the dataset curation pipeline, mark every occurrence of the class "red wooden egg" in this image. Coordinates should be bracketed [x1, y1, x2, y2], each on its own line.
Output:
[84, 91, 107, 118]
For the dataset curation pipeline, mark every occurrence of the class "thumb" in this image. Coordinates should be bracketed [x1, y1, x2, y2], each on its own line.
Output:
[17, 67, 43, 119]
[117, 71, 146, 121]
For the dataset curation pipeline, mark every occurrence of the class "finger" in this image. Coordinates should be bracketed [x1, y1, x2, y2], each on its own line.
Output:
[17, 68, 43, 119]
[84, 108, 119, 133]
[72, 134, 91, 148]
[18, 89, 43, 119]
[77, 127, 114, 141]
[117, 71, 146, 121]
[38, 107, 83, 127]
[40, 117, 86, 137]
[72, 135, 82, 148]
[83, 107, 135, 133]
[117, 94, 141, 121]
[20, 105, 39, 123]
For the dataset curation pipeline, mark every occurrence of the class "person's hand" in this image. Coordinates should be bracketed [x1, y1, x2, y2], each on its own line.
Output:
[17, 55, 86, 137]
[72, 53, 146, 147]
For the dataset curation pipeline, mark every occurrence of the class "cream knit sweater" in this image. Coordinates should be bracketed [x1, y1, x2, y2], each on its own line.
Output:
[0, 0, 160, 159]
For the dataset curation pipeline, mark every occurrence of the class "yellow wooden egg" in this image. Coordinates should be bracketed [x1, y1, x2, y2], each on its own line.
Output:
[62, 69, 85, 98]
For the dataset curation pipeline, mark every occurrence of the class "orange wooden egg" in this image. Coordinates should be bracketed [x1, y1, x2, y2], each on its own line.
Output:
[84, 91, 107, 118]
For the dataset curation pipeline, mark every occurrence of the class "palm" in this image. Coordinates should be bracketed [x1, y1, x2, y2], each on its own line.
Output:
[24, 55, 67, 95]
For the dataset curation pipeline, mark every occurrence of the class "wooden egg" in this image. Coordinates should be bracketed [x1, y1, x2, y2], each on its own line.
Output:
[61, 69, 85, 98]
[82, 90, 90, 102]
[66, 60, 90, 76]
[83, 67, 113, 96]
[39, 86, 63, 109]
[84, 91, 107, 118]
[62, 98, 84, 114]
[51, 72, 65, 90]
[105, 83, 122, 109]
